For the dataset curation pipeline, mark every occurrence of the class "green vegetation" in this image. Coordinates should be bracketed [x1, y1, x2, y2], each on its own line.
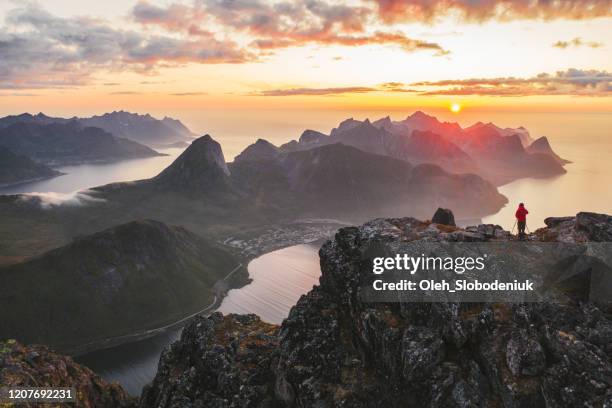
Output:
[0, 220, 244, 353]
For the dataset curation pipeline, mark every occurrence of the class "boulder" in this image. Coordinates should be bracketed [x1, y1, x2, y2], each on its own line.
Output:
[432, 207, 456, 226]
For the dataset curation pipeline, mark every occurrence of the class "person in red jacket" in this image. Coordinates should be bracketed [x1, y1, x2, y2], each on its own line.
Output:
[515, 202, 529, 239]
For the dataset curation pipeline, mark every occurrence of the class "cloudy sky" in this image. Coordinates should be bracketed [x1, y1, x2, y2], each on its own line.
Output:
[0, 0, 610, 115]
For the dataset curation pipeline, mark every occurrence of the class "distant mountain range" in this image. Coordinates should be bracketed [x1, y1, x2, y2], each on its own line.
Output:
[94, 133, 507, 222]
[281, 111, 568, 185]
[0, 121, 163, 166]
[0, 132, 508, 266]
[0, 146, 62, 187]
[0, 111, 195, 147]
[0, 219, 242, 352]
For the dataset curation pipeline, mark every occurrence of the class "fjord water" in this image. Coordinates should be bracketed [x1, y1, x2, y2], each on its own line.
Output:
[76, 243, 322, 396]
[217, 243, 322, 324]
[0, 147, 184, 195]
[480, 112, 612, 230]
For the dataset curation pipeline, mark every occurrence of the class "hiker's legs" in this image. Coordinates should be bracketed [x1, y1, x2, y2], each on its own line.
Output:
[517, 221, 526, 239]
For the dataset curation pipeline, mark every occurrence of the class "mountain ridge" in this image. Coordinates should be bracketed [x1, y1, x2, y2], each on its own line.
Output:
[0, 146, 63, 187]
[0, 122, 163, 166]
[280, 111, 567, 185]
[0, 111, 194, 147]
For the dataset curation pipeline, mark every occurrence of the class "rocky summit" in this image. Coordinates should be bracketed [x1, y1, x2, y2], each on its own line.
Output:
[0, 339, 135, 407]
[141, 211, 612, 408]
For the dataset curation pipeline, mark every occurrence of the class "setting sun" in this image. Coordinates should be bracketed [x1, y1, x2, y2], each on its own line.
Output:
[450, 103, 462, 113]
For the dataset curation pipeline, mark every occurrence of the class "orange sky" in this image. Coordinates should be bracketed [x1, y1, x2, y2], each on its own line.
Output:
[0, 1, 610, 117]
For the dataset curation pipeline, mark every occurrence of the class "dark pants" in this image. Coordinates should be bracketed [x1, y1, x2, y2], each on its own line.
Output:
[517, 220, 526, 238]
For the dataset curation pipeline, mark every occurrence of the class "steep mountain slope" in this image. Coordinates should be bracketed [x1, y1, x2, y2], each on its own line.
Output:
[151, 135, 231, 192]
[231, 140, 506, 220]
[141, 210, 612, 407]
[527, 136, 571, 164]
[0, 122, 162, 166]
[0, 220, 243, 352]
[0, 146, 62, 187]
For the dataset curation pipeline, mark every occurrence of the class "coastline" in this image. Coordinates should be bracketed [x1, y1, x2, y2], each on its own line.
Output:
[69, 221, 342, 357]
[0, 172, 64, 189]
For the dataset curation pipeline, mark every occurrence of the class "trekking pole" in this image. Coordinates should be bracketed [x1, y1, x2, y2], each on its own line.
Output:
[511, 220, 516, 234]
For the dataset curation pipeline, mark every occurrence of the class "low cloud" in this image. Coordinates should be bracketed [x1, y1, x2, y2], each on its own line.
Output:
[379, 82, 419, 92]
[255, 86, 377, 96]
[109, 91, 143, 95]
[413, 68, 612, 96]
[254, 82, 418, 96]
[553, 37, 603, 49]
[169, 92, 208, 96]
[18, 191, 106, 209]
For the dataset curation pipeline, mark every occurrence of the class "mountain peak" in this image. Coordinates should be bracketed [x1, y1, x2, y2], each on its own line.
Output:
[527, 136, 569, 164]
[372, 116, 393, 130]
[299, 129, 328, 145]
[408, 110, 435, 120]
[234, 138, 280, 162]
[331, 118, 363, 136]
[153, 134, 231, 191]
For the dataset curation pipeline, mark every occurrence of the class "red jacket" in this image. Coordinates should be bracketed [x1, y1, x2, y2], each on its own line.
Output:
[515, 206, 528, 222]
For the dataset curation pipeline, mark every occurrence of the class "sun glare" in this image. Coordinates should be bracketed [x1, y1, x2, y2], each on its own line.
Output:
[450, 103, 462, 113]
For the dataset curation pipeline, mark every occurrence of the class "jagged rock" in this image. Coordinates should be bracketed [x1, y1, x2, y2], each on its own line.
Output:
[505, 333, 546, 376]
[140, 313, 278, 408]
[544, 216, 574, 228]
[575, 212, 612, 241]
[539, 212, 612, 243]
[0, 339, 135, 407]
[431, 207, 456, 226]
[142, 212, 612, 407]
